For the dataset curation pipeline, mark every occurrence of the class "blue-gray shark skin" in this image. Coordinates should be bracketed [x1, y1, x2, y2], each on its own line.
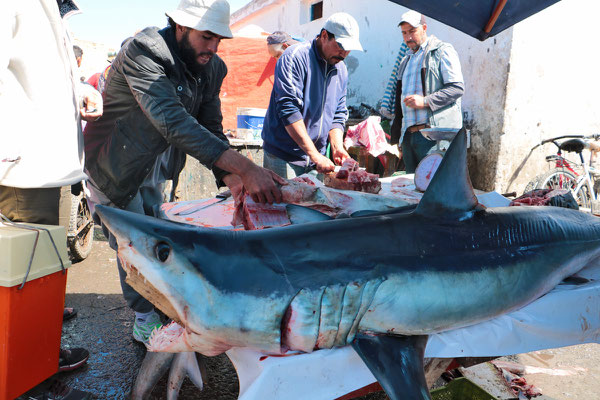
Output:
[96, 130, 600, 399]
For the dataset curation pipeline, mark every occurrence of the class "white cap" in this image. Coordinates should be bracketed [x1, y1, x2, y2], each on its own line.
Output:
[166, 0, 233, 39]
[399, 10, 426, 28]
[323, 12, 363, 52]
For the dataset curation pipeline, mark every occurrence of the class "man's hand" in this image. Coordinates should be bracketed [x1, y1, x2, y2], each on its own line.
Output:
[331, 146, 350, 166]
[239, 165, 287, 204]
[80, 85, 103, 121]
[222, 174, 244, 201]
[311, 153, 336, 173]
[403, 95, 427, 110]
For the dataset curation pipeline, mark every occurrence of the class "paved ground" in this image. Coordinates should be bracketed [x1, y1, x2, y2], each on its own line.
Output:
[18, 228, 600, 399]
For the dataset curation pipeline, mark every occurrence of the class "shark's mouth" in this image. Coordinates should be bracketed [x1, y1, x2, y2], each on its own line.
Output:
[118, 254, 180, 323]
[147, 321, 186, 352]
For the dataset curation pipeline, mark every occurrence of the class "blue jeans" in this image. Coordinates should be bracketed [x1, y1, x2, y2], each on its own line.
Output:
[401, 130, 447, 173]
[263, 151, 316, 179]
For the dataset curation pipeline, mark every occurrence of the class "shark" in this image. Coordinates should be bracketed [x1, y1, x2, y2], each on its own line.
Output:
[96, 129, 600, 400]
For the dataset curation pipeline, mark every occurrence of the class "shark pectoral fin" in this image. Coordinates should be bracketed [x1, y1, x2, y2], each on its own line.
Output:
[131, 351, 175, 400]
[166, 352, 206, 400]
[286, 204, 333, 224]
[414, 127, 480, 216]
[352, 334, 431, 400]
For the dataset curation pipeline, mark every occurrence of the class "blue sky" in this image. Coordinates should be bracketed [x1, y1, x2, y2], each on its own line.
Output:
[68, 0, 251, 50]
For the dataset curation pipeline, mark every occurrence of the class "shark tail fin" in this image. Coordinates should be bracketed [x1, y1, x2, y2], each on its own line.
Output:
[414, 128, 480, 216]
[352, 334, 431, 400]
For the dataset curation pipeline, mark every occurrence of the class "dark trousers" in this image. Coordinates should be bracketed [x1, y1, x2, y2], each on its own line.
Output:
[94, 187, 164, 314]
[0, 185, 61, 224]
[400, 130, 438, 174]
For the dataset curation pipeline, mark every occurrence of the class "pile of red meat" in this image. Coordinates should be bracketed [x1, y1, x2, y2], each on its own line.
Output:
[324, 158, 381, 194]
[510, 189, 572, 207]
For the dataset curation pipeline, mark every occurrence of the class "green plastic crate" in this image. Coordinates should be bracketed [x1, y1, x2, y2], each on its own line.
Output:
[431, 378, 496, 400]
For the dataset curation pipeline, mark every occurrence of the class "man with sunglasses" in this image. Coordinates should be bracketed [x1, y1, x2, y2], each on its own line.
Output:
[261, 13, 363, 178]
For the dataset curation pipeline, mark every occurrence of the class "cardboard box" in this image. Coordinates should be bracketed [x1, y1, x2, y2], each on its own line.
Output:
[0, 223, 71, 400]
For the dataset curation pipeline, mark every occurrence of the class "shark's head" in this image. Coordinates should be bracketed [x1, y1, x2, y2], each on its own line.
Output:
[96, 205, 220, 353]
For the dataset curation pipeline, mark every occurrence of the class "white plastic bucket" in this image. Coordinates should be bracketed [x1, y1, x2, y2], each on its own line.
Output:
[236, 108, 266, 141]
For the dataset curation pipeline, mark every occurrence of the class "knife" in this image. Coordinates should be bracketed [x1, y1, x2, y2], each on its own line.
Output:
[175, 190, 232, 216]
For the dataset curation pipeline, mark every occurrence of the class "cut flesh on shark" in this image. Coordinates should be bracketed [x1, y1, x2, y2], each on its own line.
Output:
[96, 129, 600, 399]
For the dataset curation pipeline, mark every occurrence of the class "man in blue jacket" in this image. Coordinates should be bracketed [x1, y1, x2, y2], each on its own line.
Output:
[261, 13, 363, 178]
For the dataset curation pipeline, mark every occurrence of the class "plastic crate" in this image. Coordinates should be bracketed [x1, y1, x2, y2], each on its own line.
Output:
[0, 223, 71, 400]
[431, 378, 495, 400]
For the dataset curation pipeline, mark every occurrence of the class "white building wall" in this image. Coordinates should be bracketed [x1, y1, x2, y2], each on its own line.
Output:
[231, 0, 599, 192]
[498, 0, 600, 193]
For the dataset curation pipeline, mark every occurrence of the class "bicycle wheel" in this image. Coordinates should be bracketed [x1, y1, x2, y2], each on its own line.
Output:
[535, 168, 578, 191]
[575, 182, 593, 212]
[68, 192, 94, 262]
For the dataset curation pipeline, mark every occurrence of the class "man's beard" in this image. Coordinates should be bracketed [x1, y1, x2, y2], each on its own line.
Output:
[178, 31, 211, 75]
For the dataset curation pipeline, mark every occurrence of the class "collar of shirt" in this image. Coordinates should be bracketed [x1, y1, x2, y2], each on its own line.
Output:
[409, 36, 429, 56]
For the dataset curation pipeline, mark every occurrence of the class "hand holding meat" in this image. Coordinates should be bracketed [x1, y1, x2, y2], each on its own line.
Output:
[240, 165, 286, 204]
[311, 153, 336, 173]
[331, 145, 350, 166]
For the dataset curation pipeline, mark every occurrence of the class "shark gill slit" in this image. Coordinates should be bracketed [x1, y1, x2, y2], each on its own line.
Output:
[280, 278, 385, 353]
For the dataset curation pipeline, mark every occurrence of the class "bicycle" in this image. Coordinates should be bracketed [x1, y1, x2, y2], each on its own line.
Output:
[524, 134, 600, 213]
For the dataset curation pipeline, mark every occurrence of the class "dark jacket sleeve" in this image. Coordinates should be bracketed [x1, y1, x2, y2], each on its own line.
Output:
[274, 49, 306, 126]
[120, 40, 230, 172]
[426, 82, 464, 112]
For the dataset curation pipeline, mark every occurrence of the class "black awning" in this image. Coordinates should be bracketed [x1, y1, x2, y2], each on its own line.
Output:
[388, 0, 561, 41]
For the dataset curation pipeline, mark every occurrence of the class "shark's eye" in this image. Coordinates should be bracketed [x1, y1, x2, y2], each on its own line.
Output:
[155, 242, 171, 262]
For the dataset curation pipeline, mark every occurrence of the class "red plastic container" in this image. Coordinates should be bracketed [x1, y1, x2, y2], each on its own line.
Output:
[0, 270, 67, 400]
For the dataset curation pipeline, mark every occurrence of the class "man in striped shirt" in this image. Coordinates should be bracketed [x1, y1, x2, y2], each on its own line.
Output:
[391, 10, 464, 173]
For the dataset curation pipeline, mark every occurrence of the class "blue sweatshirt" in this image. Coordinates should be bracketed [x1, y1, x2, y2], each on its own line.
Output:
[261, 38, 349, 166]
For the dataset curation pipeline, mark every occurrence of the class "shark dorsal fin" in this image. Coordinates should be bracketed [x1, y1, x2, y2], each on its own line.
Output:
[414, 128, 479, 216]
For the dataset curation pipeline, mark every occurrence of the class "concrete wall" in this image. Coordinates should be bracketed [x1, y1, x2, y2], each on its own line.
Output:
[498, 0, 600, 193]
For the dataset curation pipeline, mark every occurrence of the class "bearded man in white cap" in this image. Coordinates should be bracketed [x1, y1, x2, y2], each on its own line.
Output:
[84, 0, 286, 344]
[261, 12, 363, 178]
[390, 10, 464, 173]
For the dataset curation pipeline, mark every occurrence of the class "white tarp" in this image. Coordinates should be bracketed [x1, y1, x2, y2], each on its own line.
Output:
[228, 262, 600, 400]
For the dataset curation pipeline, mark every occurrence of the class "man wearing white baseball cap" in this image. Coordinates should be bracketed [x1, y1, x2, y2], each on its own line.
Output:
[84, 0, 286, 344]
[389, 9, 464, 173]
[261, 12, 363, 177]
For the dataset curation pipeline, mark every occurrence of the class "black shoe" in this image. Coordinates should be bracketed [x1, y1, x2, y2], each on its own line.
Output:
[63, 307, 77, 321]
[58, 348, 89, 372]
[29, 379, 92, 399]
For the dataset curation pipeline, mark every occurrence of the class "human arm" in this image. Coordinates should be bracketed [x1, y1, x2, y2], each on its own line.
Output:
[404, 44, 464, 111]
[216, 149, 286, 204]
[78, 82, 103, 121]
[330, 79, 350, 165]
[284, 120, 335, 172]
[329, 128, 349, 165]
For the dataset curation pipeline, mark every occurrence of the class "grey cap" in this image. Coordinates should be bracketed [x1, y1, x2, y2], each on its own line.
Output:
[322, 12, 363, 52]
[399, 10, 426, 28]
[267, 31, 293, 45]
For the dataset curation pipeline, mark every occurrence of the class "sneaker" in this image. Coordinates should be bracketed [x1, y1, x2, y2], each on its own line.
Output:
[132, 311, 162, 344]
[29, 379, 92, 400]
[58, 348, 89, 372]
